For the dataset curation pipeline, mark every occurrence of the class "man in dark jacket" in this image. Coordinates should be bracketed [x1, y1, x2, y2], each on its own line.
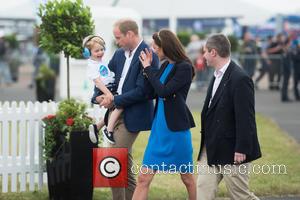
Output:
[197, 34, 261, 200]
[99, 19, 159, 200]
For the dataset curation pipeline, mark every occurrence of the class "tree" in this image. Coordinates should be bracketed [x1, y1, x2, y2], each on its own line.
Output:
[38, 0, 95, 99]
[177, 31, 191, 47]
[227, 35, 239, 52]
[3, 34, 19, 49]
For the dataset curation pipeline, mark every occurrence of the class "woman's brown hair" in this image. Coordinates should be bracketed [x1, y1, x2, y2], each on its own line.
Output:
[152, 29, 195, 78]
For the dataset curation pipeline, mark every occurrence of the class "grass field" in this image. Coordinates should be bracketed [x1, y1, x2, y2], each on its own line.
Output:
[1, 113, 300, 199]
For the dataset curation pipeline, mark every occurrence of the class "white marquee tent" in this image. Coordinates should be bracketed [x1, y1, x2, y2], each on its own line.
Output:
[0, 0, 36, 20]
[84, 0, 273, 26]
[0, 0, 273, 25]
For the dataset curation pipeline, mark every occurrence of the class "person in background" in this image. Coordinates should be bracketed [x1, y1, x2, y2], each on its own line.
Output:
[281, 34, 293, 102]
[0, 34, 13, 86]
[194, 47, 208, 90]
[292, 38, 300, 101]
[255, 36, 271, 89]
[267, 33, 284, 90]
[241, 31, 257, 79]
[186, 34, 205, 90]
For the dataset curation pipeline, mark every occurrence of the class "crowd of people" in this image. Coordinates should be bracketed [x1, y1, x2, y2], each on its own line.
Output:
[189, 31, 300, 102]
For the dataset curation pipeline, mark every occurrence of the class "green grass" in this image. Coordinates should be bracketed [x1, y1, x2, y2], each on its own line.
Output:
[1, 113, 300, 199]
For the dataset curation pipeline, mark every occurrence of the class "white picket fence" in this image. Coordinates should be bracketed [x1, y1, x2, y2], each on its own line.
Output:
[0, 101, 104, 193]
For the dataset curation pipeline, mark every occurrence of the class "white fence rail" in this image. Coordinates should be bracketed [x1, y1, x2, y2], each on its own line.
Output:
[0, 101, 104, 193]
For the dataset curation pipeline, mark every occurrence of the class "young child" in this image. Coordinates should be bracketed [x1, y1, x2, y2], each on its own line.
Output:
[83, 35, 122, 144]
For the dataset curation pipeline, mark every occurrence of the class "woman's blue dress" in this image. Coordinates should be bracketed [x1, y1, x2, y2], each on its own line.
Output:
[142, 63, 193, 173]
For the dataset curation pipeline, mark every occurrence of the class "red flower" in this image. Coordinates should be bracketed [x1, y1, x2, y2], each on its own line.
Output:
[43, 114, 56, 121]
[66, 118, 74, 126]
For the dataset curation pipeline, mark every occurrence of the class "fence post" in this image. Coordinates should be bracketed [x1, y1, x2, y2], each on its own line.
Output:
[1, 102, 9, 192]
[19, 101, 27, 192]
[11, 101, 18, 192]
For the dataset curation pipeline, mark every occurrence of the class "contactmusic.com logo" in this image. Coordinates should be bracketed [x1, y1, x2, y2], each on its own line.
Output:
[93, 148, 128, 187]
[99, 156, 121, 179]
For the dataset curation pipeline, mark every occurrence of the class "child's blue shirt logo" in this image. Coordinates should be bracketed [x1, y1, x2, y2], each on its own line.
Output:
[99, 65, 109, 77]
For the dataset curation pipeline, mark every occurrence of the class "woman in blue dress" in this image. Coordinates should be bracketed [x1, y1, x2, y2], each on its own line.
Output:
[132, 29, 196, 200]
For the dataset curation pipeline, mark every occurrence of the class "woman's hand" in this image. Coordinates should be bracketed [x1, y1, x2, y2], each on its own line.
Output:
[139, 48, 153, 68]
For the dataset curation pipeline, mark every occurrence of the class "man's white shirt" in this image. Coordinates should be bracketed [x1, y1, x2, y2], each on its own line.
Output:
[209, 60, 231, 107]
[117, 40, 143, 95]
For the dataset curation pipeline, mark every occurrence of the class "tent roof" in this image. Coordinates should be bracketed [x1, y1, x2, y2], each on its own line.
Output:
[84, 0, 272, 25]
[0, 0, 274, 25]
[0, 0, 36, 20]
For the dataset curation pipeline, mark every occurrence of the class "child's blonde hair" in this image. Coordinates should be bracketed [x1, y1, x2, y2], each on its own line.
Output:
[82, 35, 106, 50]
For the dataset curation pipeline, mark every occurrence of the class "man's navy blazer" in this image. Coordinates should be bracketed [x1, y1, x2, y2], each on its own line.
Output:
[108, 41, 159, 132]
[198, 61, 261, 165]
